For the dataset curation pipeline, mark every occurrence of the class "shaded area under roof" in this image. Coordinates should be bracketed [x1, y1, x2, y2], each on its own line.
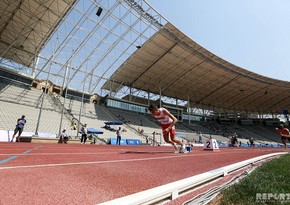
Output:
[102, 23, 290, 114]
[0, 0, 76, 67]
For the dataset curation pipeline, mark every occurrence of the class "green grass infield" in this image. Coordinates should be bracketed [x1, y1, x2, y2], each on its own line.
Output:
[219, 153, 290, 205]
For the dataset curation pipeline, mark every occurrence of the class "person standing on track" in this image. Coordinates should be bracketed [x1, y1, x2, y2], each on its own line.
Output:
[148, 104, 187, 153]
[116, 127, 122, 145]
[276, 125, 290, 149]
[11, 115, 26, 142]
[80, 124, 88, 144]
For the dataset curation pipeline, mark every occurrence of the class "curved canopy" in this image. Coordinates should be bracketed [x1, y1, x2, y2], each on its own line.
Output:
[102, 23, 290, 114]
[1, 0, 290, 115]
[0, 0, 76, 67]
[87, 128, 103, 134]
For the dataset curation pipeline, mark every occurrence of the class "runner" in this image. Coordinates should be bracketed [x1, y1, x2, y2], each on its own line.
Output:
[148, 104, 187, 153]
[11, 115, 26, 142]
[275, 125, 290, 149]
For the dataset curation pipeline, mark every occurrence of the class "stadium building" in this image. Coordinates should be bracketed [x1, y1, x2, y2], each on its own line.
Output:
[0, 1, 289, 203]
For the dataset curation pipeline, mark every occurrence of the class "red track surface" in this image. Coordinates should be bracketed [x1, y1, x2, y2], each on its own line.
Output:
[0, 142, 286, 205]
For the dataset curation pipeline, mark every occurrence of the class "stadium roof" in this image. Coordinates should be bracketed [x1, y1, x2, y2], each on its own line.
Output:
[102, 23, 290, 114]
[1, 0, 290, 115]
[0, 0, 76, 67]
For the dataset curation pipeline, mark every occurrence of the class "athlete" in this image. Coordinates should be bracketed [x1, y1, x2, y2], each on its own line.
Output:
[275, 125, 290, 149]
[11, 115, 26, 142]
[148, 104, 187, 153]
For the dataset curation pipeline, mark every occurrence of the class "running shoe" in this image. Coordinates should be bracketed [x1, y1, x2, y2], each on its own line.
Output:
[173, 144, 180, 153]
[179, 149, 189, 153]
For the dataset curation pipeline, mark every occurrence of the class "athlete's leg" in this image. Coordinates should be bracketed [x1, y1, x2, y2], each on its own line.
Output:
[170, 136, 183, 146]
[161, 124, 174, 145]
[167, 125, 183, 146]
[163, 133, 179, 153]
[16, 128, 23, 142]
[168, 127, 186, 152]
[281, 137, 287, 148]
[11, 128, 19, 142]
[163, 132, 174, 145]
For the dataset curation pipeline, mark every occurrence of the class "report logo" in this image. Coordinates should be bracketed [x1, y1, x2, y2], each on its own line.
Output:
[256, 193, 290, 203]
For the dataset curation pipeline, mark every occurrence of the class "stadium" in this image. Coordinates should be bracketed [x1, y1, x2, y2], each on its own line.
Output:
[0, 0, 289, 204]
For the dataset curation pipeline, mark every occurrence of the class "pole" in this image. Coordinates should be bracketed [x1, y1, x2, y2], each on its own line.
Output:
[34, 63, 52, 136]
[187, 96, 190, 125]
[58, 61, 70, 137]
[77, 60, 89, 137]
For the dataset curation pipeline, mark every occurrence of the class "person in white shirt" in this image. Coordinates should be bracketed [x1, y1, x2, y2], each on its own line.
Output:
[148, 104, 187, 153]
[81, 124, 88, 144]
[116, 127, 122, 145]
[59, 129, 68, 144]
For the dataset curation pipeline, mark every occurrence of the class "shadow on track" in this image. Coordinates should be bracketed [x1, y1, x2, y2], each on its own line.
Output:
[121, 151, 175, 154]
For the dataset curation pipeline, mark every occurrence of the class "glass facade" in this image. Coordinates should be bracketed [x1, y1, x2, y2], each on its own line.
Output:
[182, 114, 202, 121]
[107, 99, 148, 114]
[108, 98, 201, 122]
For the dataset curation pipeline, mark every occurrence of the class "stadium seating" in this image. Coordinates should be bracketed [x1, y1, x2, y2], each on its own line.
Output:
[0, 78, 281, 146]
[0, 92, 73, 136]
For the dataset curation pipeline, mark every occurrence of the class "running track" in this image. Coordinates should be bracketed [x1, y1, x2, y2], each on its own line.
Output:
[0, 143, 287, 205]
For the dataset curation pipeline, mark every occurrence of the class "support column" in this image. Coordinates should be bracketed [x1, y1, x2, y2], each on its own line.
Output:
[147, 91, 150, 106]
[159, 87, 162, 108]
[129, 87, 132, 102]
[187, 97, 190, 124]
[77, 62, 89, 138]
[58, 61, 70, 137]
[31, 55, 39, 78]
[35, 63, 52, 136]
[234, 110, 238, 125]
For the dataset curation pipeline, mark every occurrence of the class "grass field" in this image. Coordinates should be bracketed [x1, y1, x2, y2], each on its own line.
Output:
[219, 153, 290, 205]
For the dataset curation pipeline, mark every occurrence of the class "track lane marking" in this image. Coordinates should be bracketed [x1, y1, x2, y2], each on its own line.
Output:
[0, 150, 268, 170]
[0, 146, 42, 165]
[0, 152, 122, 156]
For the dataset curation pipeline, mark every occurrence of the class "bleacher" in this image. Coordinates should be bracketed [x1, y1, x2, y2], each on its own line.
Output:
[0, 75, 283, 146]
[186, 119, 279, 144]
[175, 122, 194, 133]
[56, 97, 147, 142]
[0, 84, 74, 136]
[106, 107, 158, 141]
[185, 122, 217, 135]
[237, 124, 279, 142]
[63, 95, 96, 119]
[0, 81, 58, 111]
[0, 81, 148, 143]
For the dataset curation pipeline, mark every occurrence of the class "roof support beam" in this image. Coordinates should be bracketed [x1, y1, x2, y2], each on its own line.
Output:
[128, 41, 179, 87]
[0, 1, 23, 37]
[194, 75, 240, 104]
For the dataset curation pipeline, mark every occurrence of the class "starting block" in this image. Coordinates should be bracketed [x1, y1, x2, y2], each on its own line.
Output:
[186, 146, 192, 152]
[203, 138, 220, 152]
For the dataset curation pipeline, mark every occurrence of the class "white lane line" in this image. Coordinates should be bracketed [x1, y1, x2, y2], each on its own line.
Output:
[0, 150, 266, 170]
[0, 152, 120, 156]
[0, 148, 130, 151]
[0, 154, 195, 170]
[0, 150, 170, 156]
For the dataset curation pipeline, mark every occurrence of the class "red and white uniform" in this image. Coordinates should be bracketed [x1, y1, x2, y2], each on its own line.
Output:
[153, 108, 176, 137]
[276, 128, 290, 138]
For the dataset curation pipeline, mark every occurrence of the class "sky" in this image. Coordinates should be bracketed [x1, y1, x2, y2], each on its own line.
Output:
[146, 0, 290, 82]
